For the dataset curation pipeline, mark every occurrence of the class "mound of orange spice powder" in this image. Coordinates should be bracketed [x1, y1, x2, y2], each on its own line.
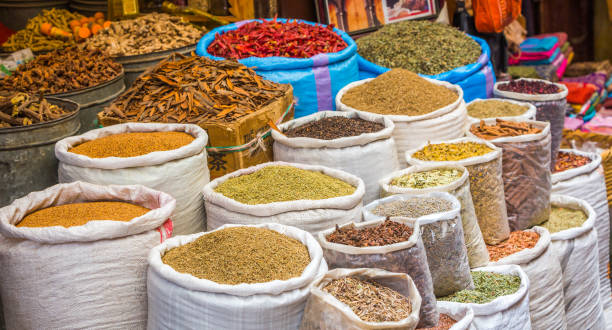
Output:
[69, 131, 195, 158]
[486, 230, 540, 262]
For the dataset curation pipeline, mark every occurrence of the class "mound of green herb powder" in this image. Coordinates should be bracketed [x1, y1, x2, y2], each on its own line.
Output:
[214, 165, 356, 204]
[391, 169, 463, 189]
[439, 271, 521, 304]
[357, 20, 481, 75]
[541, 206, 588, 233]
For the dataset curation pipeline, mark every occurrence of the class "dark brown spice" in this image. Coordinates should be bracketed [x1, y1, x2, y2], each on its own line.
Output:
[497, 80, 561, 94]
[470, 119, 542, 140]
[284, 116, 384, 140]
[0, 92, 75, 128]
[417, 313, 457, 330]
[326, 220, 413, 247]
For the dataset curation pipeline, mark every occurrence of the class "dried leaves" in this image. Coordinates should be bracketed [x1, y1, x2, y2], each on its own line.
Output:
[0, 92, 75, 128]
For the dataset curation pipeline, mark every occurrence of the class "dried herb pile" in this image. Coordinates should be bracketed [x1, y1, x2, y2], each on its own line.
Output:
[487, 231, 540, 262]
[390, 169, 463, 189]
[0, 47, 122, 94]
[284, 116, 384, 139]
[541, 206, 588, 233]
[417, 313, 457, 330]
[341, 69, 458, 116]
[470, 119, 542, 140]
[69, 132, 195, 158]
[554, 151, 591, 173]
[17, 202, 149, 228]
[162, 227, 310, 284]
[439, 271, 521, 304]
[372, 197, 453, 218]
[357, 20, 481, 75]
[323, 277, 412, 322]
[208, 18, 347, 59]
[84, 13, 203, 57]
[0, 92, 75, 128]
[326, 220, 413, 247]
[497, 80, 561, 94]
[413, 142, 493, 161]
[467, 100, 530, 119]
[101, 54, 288, 124]
[214, 165, 355, 204]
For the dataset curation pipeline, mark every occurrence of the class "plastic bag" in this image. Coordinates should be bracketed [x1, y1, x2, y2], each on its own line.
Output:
[272, 110, 399, 204]
[202, 161, 365, 234]
[300, 268, 421, 330]
[466, 98, 536, 124]
[317, 218, 438, 328]
[406, 138, 510, 245]
[467, 120, 552, 230]
[362, 193, 473, 297]
[336, 77, 467, 168]
[0, 181, 175, 329]
[147, 223, 328, 330]
[55, 122, 209, 236]
[379, 165, 489, 268]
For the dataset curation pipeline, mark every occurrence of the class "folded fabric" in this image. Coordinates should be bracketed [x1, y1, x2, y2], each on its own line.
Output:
[583, 113, 612, 134]
[508, 64, 557, 80]
[564, 116, 584, 130]
[560, 82, 598, 104]
[509, 48, 561, 65]
[603, 97, 612, 109]
[519, 36, 559, 52]
[561, 42, 570, 54]
[557, 55, 568, 78]
[563, 72, 608, 92]
[519, 43, 560, 60]
[534, 32, 568, 46]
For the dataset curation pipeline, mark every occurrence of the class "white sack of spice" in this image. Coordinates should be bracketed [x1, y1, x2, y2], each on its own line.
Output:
[466, 98, 536, 124]
[378, 164, 489, 268]
[547, 194, 605, 330]
[406, 137, 510, 245]
[489, 227, 566, 330]
[147, 223, 327, 330]
[436, 301, 474, 330]
[0, 181, 175, 330]
[336, 77, 467, 168]
[272, 110, 399, 204]
[317, 218, 438, 328]
[55, 122, 209, 236]
[551, 150, 612, 313]
[300, 268, 421, 330]
[202, 161, 365, 234]
[363, 192, 473, 297]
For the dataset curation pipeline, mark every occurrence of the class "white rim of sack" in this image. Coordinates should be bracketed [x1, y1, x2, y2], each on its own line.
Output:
[466, 98, 537, 123]
[335, 77, 464, 123]
[147, 223, 324, 296]
[437, 301, 475, 329]
[0, 181, 176, 243]
[379, 164, 469, 196]
[55, 122, 209, 170]
[202, 161, 365, 216]
[549, 194, 597, 241]
[489, 227, 550, 265]
[317, 217, 420, 255]
[551, 149, 602, 184]
[361, 192, 461, 225]
[309, 267, 422, 329]
[405, 137, 502, 167]
[465, 119, 551, 144]
[493, 78, 568, 102]
[271, 110, 395, 149]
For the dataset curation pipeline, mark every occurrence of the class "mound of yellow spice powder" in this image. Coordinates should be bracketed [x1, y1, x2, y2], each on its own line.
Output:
[162, 227, 311, 284]
[69, 131, 195, 158]
[17, 202, 150, 228]
[214, 165, 356, 204]
[412, 142, 493, 161]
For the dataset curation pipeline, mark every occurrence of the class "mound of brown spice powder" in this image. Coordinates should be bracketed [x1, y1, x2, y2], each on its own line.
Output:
[17, 202, 150, 228]
[486, 231, 540, 262]
[69, 131, 195, 158]
[326, 220, 413, 247]
[161, 227, 311, 284]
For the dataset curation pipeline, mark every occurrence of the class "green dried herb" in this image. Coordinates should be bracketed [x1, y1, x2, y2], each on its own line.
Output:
[391, 169, 463, 189]
[439, 271, 521, 304]
[541, 206, 588, 233]
[467, 100, 530, 119]
[372, 197, 453, 218]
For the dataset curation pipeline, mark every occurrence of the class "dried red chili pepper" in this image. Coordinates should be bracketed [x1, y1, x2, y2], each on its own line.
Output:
[497, 79, 560, 94]
[326, 220, 413, 247]
[486, 230, 539, 262]
[554, 151, 592, 173]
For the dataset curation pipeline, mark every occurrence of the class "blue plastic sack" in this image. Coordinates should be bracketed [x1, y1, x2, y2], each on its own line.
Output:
[357, 35, 495, 102]
[196, 18, 360, 118]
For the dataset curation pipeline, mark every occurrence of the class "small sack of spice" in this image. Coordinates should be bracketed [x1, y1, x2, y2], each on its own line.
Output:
[427, 302, 474, 330]
[466, 98, 535, 123]
[363, 193, 473, 297]
[379, 165, 489, 268]
[301, 268, 421, 329]
[318, 218, 439, 328]
[467, 120, 552, 231]
[406, 138, 510, 245]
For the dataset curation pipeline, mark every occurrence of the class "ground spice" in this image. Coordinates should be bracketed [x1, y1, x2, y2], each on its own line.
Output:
[69, 132, 195, 158]
[357, 20, 481, 75]
[417, 314, 457, 330]
[208, 18, 347, 59]
[326, 220, 413, 247]
[161, 226, 310, 284]
[439, 271, 521, 304]
[323, 277, 412, 322]
[284, 116, 384, 140]
[214, 165, 355, 204]
[497, 80, 561, 94]
[541, 206, 588, 233]
[554, 151, 592, 173]
[470, 119, 542, 140]
[17, 202, 149, 228]
[0, 92, 75, 128]
[467, 100, 530, 119]
[372, 197, 453, 218]
[412, 142, 493, 161]
[487, 231, 540, 261]
[390, 169, 463, 189]
[341, 69, 458, 116]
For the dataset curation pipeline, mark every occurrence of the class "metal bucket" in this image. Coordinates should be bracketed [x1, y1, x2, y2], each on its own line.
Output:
[0, 98, 80, 207]
[0, 0, 68, 31]
[50, 70, 125, 133]
[114, 44, 196, 87]
[69, 0, 107, 16]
